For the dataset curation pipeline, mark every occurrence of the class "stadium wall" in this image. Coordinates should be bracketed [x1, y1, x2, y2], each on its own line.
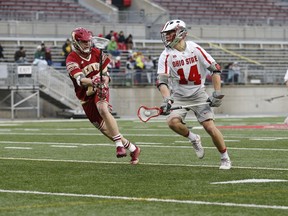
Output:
[0, 86, 287, 119]
[109, 86, 288, 118]
[1, 21, 288, 41]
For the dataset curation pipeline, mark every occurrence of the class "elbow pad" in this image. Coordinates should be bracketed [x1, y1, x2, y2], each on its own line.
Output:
[156, 74, 169, 89]
[75, 73, 85, 86]
[208, 62, 222, 74]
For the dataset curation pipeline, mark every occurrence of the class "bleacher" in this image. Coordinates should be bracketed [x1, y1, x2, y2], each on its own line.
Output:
[153, 0, 288, 26]
[1, 38, 287, 85]
[0, 0, 103, 22]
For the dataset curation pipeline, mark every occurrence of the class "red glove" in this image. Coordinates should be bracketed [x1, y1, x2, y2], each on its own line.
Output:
[91, 76, 102, 88]
[91, 76, 109, 99]
[97, 83, 109, 100]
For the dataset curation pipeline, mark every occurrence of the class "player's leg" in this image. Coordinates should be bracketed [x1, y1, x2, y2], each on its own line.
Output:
[82, 100, 127, 158]
[96, 101, 140, 163]
[166, 110, 204, 159]
[201, 119, 231, 169]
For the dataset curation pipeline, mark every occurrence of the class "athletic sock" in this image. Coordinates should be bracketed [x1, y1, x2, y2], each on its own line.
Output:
[220, 148, 229, 159]
[186, 131, 198, 141]
[123, 140, 136, 152]
[112, 134, 123, 147]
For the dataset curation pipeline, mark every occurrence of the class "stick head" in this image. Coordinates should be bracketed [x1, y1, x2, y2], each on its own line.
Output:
[91, 36, 110, 50]
[137, 106, 161, 122]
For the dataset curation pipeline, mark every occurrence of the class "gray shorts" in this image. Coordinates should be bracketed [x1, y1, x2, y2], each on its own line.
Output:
[168, 90, 214, 123]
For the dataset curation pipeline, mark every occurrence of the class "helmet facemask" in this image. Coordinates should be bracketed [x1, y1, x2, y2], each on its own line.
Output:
[74, 40, 92, 54]
[71, 27, 93, 55]
[160, 20, 187, 48]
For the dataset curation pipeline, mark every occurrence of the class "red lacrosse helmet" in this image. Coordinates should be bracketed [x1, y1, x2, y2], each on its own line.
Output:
[71, 27, 93, 54]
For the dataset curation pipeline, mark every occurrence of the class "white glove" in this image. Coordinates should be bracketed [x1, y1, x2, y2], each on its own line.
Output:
[207, 91, 224, 107]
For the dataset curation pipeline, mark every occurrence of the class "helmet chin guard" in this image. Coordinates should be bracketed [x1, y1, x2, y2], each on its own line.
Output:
[160, 20, 187, 48]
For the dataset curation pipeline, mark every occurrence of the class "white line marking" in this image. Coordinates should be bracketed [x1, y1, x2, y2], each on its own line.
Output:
[250, 138, 279, 141]
[50, 145, 78, 148]
[0, 157, 288, 171]
[0, 189, 287, 210]
[1, 141, 288, 152]
[211, 179, 288, 184]
[4, 147, 32, 150]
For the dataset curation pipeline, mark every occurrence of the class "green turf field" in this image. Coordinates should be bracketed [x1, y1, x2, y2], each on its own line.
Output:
[0, 116, 287, 216]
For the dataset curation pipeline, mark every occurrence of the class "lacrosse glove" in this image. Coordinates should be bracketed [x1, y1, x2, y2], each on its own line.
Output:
[207, 91, 225, 107]
[160, 96, 174, 115]
[96, 83, 109, 100]
[91, 76, 109, 100]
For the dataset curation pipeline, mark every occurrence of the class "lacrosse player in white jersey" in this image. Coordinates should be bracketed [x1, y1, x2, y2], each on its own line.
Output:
[157, 19, 231, 169]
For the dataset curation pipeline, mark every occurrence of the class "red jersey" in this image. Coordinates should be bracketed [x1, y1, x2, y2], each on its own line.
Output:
[66, 48, 110, 103]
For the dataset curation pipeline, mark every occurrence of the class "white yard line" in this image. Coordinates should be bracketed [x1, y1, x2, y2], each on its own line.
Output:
[4, 147, 32, 150]
[1, 141, 288, 151]
[211, 179, 288, 184]
[0, 157, 288, 171]
[0, 189, 287, 210]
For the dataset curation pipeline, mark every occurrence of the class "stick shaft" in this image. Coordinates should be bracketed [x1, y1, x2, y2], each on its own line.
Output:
[171, 102, 209, 110]
[99, 49, 103, 82]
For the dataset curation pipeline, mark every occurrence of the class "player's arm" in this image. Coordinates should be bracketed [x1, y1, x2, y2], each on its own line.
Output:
[207, 62, 224, 107]
[74, 72, 92, 87]
[157, 73, 173, 114]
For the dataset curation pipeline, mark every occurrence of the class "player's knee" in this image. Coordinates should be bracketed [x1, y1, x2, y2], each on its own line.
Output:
[167, 116, 181, 129]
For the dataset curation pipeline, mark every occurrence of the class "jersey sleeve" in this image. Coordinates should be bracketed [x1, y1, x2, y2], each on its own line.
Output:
[157, 50, 170, 75]
[194, 44, 216, 71]
[66, 52, 83, 78]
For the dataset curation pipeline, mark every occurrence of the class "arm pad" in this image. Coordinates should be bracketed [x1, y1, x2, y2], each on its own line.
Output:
[75, 73, 85, 86]
[156, 74, 169, 89]
[207, 62, 221, 74]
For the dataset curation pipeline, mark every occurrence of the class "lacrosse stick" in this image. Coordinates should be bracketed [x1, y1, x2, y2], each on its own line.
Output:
[137, 102, 209, 122]
[91, 36, 110, 82]
[87, 36, 110, 96]
[264, 94, 288, 103]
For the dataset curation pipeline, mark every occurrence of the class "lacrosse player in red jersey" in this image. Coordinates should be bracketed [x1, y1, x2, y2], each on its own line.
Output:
[66, 27, 140, 164]
[157, 20, 231, 169]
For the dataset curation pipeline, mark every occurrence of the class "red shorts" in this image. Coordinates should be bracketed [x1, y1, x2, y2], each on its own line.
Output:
[82, 92, 110, 129]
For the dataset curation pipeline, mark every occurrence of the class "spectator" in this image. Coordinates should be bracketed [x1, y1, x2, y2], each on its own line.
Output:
[107, 54, 120, 73]
[125, 34, 133, 51]
[107, 36, 120, 56]
[228, 62, 240, 83]
[41, 42, 46, 53]
[14, 46, 28, 63]
[114, 56, 121, 73]
[45, 47, 53, 66]
[62, 39, 72, 66]
[144, 55, 154, 84]
[117, 31, 126, 50]
[33, 45, 47, 66]
[134, 52, 145, 85]
[105, 30, 114, 40]
[0, 43, 5, 61]
[126, 55, 135, 71]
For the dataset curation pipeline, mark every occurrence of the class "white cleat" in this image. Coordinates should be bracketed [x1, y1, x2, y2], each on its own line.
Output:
[191, 135, 205, 159]
[219, 158, 232, 170]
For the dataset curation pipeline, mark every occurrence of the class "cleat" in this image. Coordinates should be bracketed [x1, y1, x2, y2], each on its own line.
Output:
[191, 135, 205, 159]
[219, 158, 232, 170]
[116, 146, 127, 158]
[130, 146, 141, 165]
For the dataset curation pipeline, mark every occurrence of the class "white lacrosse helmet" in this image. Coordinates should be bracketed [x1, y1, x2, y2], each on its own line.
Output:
[160, 20, 187, 48]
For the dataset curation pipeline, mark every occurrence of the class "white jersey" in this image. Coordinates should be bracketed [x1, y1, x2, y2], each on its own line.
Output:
[157, 41, 215, 99]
